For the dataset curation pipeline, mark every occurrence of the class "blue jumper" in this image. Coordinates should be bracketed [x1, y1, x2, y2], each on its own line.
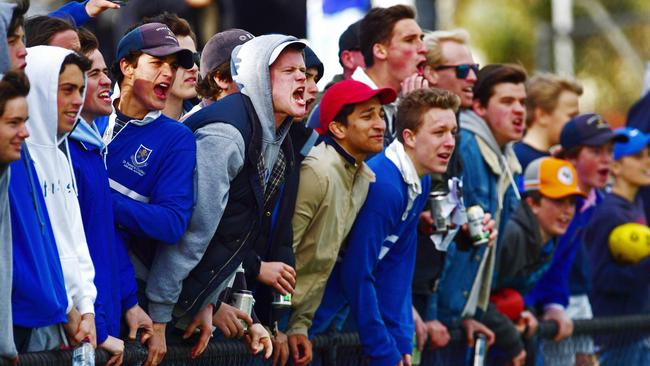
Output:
[106, 113, 195, 259]
[10, 148, 67, 328]
[69, 137, 138, 343]
[311, 151, 431, 366]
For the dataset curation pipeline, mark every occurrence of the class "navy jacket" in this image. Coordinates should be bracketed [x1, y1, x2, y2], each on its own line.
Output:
[177, 93, 266, 316]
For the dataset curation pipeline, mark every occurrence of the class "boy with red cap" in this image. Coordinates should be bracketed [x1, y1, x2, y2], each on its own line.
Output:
[288, 79, 396, 366]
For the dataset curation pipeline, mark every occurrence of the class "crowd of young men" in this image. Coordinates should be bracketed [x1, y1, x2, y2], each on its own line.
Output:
[1, 1, 650, 366]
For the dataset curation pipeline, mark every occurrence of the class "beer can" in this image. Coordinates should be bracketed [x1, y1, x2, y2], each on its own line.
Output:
[429, 191, 449, 234]
[472, 333, 487, 366]
[271, 291, 292, 309]
[230, 290, 255, 331]
[467, 205, 489, 245]
[411, 333, 421, 366]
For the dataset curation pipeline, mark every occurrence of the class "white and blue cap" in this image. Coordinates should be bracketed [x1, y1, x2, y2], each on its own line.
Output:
[613, 127, 650, 160]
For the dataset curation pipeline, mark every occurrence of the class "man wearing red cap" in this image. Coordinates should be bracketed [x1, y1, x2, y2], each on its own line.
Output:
[287, 79, 396, 366]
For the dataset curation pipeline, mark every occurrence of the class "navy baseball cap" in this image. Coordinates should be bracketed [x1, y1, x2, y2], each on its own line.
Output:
[560, 113, 627, 151]
[613, 128, 650, 160]
[116, 23, 194, 69]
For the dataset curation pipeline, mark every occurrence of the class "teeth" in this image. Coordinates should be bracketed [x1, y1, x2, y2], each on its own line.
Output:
[159, 83, 169, 88]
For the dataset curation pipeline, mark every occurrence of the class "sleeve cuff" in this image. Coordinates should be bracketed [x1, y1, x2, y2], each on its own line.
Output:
[544, 303, 565, 312]
[147, 302, 174, 324]
[121, 292, 138, 312]
[77, 297, 95, 316]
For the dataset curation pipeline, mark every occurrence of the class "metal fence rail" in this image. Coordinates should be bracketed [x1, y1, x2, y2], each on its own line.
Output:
[4, 314, 650, 366]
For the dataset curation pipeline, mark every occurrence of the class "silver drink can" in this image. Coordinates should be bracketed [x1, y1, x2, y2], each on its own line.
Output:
[271, 291, 292, 308]
[473, 333, 487, 366]
[467, 205, 489, 245]
[230, 290, 255, 331]
[429, 191, 449, 234]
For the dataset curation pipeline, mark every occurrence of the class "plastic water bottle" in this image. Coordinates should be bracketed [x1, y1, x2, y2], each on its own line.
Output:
[72, 341, 95, 366]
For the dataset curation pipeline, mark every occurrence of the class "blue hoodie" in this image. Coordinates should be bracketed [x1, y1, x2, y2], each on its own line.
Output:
[10, 148, 68, 328]
[312, 145, 431, 366]
[69, 119, 138, 344]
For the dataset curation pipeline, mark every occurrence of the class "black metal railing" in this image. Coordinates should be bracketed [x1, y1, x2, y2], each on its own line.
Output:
[4, 313, 650, 366]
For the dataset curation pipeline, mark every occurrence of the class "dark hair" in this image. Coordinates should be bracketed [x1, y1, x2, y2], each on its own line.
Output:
[473, 64, 528, 107]
[0, 71, 30, 116]
[142, 12, 197, 45]
[110, 50, 143, 86]
[77, 27, 99, 55]
[59, 52, 92, 75]
[196, 60, 231, 101]
[522, 190, 542, 204]
[360, 5, 416, 68]
[24, 15, 76, 47]
[396, 88, 460, 143]
[7, 0, 29, 37]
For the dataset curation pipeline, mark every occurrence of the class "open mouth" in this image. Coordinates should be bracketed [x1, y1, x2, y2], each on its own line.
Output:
[597, 168, 609, 179]
[461, 86, 473, 96]
[98, 90, 111, 104]
[292, 87, 306, 107]
[64, 110, 78, 122]
[153, 82, 170, 100]
[184, 76, 197, 85]
[417, 61, 426, 76]
[437, 152, 451, 162]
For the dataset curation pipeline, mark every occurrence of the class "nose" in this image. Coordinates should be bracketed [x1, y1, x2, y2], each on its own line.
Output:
[416, 38, 426, 54]
[373, 115, 386, 132]
[160, 61, 173, 77]
[100, 72, 111, 87]
[18, 123, 29, 139]
[466, 68, 478, 82]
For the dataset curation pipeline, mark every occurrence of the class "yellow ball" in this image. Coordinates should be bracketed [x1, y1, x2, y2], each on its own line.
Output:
[608, 223, 650, 264]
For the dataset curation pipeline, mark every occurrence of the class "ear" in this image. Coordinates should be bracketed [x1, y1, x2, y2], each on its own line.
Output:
[402, 128, 417, 149]
[340, 51, 354, 70]
[328, 121, 347, 140]
[213, 74, 231, 90]
[472, 99, 487, 118]
[610, 160, 622, 177]
[120, 58, 134, 80]
[373, 43, 388, 62]
[423, 64, 438, 86]
[524, 197, 540, 216]
[533, 107, 548, 127]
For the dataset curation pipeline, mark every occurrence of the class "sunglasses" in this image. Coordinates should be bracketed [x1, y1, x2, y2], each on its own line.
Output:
[434, 63, 479, 79]
[192, 52, 201, 68]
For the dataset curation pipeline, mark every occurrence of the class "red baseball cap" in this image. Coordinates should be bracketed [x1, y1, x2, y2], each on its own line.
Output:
[317, 80, 397, 135]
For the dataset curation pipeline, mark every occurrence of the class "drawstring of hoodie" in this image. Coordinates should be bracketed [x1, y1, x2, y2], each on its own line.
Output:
[501, 154, 521, 201]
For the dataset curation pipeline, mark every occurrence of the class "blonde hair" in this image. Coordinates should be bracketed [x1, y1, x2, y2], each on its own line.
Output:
[423, 29, 470, 68]
[526, 73, 583, 126]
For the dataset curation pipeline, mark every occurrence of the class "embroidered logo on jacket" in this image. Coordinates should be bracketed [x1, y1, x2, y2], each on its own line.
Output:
[123, 144, 153, 176]
[132, 144, 153, 167]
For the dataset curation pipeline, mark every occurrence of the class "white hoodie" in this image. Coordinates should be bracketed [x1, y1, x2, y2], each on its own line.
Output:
[24, 46, 96, 315]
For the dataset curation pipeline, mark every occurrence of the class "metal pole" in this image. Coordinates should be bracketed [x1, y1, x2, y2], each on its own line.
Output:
[552, 0, 575, 76]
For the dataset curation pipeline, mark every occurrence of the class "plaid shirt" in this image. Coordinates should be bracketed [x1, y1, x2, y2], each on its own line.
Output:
[263, 148, 286, 209]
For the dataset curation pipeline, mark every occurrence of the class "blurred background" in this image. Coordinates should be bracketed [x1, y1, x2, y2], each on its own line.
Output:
[31, 0, 650, 126]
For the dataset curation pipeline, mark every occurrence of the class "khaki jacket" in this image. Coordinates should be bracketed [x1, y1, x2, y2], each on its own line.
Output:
[287, 141, 375, 336]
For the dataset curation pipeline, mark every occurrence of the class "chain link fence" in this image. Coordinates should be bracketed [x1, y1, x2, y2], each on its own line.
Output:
[3, 314, 650, 366]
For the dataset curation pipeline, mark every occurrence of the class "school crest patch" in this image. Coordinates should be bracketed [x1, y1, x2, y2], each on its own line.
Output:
[132, 144, 152, 167]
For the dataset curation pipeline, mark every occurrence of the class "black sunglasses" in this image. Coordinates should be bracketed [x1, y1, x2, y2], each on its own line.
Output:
[434, 63, 479, 79]
[192, 52, 201, 68]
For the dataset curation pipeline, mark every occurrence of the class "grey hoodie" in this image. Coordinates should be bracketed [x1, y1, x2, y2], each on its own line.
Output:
[146, 34, 302, 323]
[0, 3, 18, 359]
